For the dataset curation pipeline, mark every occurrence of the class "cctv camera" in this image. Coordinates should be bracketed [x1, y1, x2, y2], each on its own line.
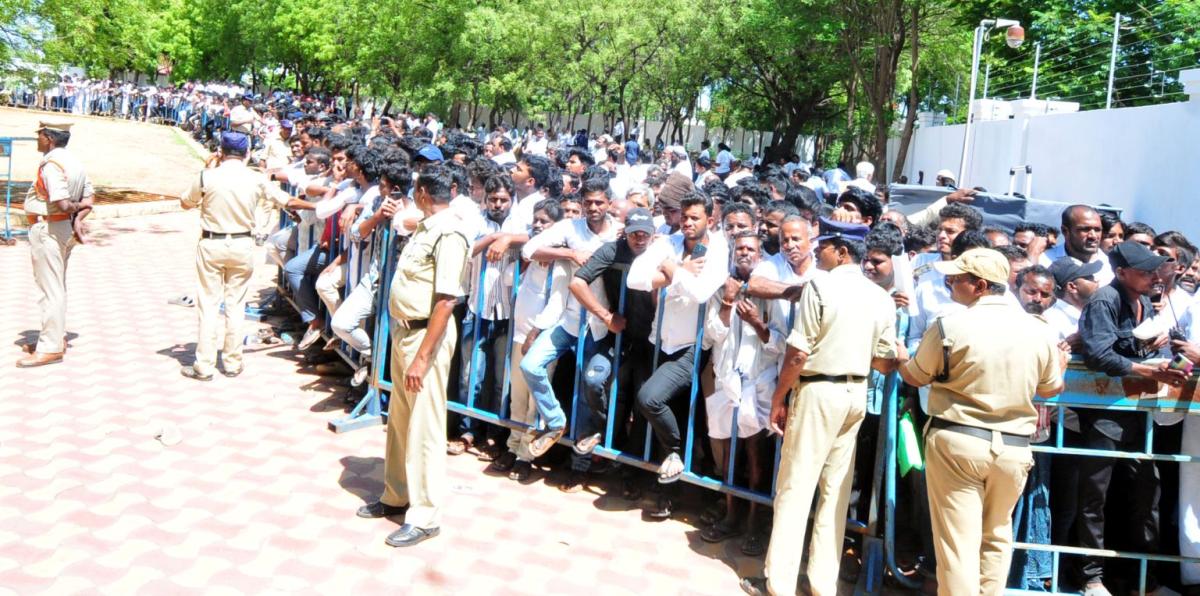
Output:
[1006, 24, 1025, 49]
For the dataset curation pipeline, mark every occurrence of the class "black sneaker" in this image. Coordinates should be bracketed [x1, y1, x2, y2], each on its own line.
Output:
[356, 501, 408, 519]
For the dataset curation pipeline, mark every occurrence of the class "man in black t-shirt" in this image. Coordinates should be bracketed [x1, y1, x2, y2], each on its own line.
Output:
[558, 209, 657, 493]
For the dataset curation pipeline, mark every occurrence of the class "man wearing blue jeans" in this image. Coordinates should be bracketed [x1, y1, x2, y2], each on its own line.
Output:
[519, 177, 621, 458]
[519, 321, 609, 455]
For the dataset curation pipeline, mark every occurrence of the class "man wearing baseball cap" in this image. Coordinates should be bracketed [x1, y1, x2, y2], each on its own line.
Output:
[1044, 256, 1102, 342]
[558, 207, 658, 490]
[1073, 240, 1188, 595]
[897, 248, 1065, 594]
[743, 217, 900, 596]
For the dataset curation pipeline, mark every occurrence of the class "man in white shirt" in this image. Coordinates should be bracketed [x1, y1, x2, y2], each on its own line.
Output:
[628, 191, 730, 486]
[1046, 257, 1103, 342]
[667, 146, 693, 180]
[724, 158, 753, 188]
[454, 173, 518, 457]
[518, 178, 622, 457]
[715, 143, 734, 179]
[485, 197, 567, 482]
[845, 161, 876, 194]
[229, 94, 259, 134]
[748, 217, 825, 348]
[907, 203, 984, 348]
[1060, 205, 1115, 286]
[524, 126, 549, 156]
[701, 231, 777, 549]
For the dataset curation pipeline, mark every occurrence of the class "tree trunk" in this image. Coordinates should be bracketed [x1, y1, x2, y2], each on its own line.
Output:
[891, 3, 921, 184]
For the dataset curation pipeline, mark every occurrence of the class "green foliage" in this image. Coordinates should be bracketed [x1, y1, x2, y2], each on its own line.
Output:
[6, 0, 1194, 176]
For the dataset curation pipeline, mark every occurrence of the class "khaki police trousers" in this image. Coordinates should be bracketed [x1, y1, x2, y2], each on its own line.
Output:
[28, 220, 76, 353]
[765, 380, 866, 596]
[925, 426, 1033, 596]
[381, 320, 456, 529]
[194, 237, 255, 376]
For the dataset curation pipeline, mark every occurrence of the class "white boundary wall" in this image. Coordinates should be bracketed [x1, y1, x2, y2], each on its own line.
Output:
[888, 68, 1200, 239]
[454, 106, 815, 161]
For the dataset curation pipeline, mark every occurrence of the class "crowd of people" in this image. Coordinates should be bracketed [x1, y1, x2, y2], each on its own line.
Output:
[216, 100, 1200, 592]
[18, 90, 1200, 596]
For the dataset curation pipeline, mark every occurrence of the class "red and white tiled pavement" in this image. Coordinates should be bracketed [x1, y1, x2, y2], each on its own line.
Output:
[0, 213, 763, 595]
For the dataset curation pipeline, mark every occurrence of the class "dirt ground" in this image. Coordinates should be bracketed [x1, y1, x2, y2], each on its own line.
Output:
[0, 107, 206, 198]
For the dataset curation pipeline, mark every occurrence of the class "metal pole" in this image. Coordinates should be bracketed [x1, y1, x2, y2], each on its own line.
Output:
[983, 63, 992, 98]
[958, 24, 986, 184]
[1031, 42, 1042, 99]
[953, 74, 961, 120]
[1106, 13, 1122, 109]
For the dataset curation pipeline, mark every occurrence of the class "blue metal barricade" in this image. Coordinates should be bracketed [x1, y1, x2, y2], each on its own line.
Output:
[329, 224, 395, 432]
[1009, 364, 1200, 595]
[1, 136, 37, 242]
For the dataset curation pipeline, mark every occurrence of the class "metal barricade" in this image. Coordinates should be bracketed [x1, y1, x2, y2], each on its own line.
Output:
[2, 136, 39, 242]
[329, 225, 395, 432]
[1012, 364, 1200, 595]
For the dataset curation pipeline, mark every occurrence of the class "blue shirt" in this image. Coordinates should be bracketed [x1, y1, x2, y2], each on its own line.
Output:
[624, 140, 639, 166]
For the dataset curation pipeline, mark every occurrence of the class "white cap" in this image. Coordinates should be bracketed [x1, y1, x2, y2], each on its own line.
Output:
[935, 169, 956, 181]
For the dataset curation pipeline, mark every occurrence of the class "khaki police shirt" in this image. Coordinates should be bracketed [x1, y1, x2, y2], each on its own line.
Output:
[262, 137, 292, 170]
[387, 207, 469, 322]
[787, 264, 898, 377]
[903, 295, 1063, 436]
[181, 160, 290, 234]
[25, 147, 93, 216]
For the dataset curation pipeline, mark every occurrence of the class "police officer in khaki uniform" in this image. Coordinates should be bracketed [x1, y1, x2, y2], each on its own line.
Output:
[742, 218, 899, 596]
[18, 121, 93, 368]
[179, 132, 290, 381]
[355, 165, 468, 548]
[899, 248, 1064, 595]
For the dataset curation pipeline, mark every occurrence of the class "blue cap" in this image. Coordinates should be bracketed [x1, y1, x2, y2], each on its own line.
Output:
[241, 93, 254, 101]
[416, 144, 444, 162]
[813, 217, 869, 243]
[220, 131, 250, 153]
[279, 119, 294, 129]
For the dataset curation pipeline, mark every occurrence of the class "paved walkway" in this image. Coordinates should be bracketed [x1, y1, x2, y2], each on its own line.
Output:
[0, 212, 764, 595]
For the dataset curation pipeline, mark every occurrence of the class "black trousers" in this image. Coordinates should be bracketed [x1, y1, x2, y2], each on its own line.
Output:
[1075, 422, 1160, 583]
[635, 344, 706, 455]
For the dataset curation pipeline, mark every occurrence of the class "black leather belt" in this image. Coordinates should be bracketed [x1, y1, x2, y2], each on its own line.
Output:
[930, 418, 1031, 447]
[202, 230, 252, 239]
[394, 318, 429, 331]
[799, 373, 867, 384]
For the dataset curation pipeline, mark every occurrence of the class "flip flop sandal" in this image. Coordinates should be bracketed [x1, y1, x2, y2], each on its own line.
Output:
[700, 520, 743, 543]
[528, 427, 565, 459]
[740, 532, 767, 557]
[656, 454, 684, 484]
[446, 438, 471, 456]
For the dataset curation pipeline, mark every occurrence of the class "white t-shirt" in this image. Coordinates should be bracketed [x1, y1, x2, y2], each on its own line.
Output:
[521, 218, 621, 340]
[750, 252, 826, 351]
[629, 232, 731, 355]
